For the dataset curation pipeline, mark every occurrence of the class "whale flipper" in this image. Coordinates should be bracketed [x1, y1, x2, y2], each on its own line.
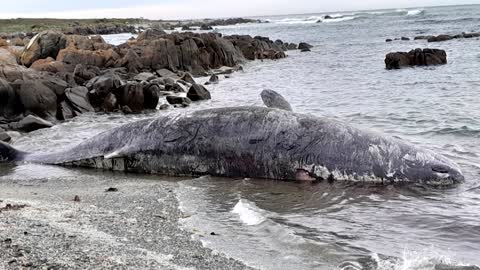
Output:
[0, 142, 26, 162]
[261, 90, 293, 111]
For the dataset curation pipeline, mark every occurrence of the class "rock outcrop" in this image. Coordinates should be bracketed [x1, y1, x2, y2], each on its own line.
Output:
[385, 48, 447, 69]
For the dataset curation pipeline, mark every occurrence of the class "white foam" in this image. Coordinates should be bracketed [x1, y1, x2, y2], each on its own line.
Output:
[407, 9, 425, 16]
[101, 33, 137, 46]
[372, 247, 476, 270]
[232, 199, 266, 226]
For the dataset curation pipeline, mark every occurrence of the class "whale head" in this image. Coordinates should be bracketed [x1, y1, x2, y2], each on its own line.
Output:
[399, 150, 465, 186]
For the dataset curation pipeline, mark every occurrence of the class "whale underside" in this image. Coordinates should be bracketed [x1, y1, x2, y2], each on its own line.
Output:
[0, 106, 463, 186]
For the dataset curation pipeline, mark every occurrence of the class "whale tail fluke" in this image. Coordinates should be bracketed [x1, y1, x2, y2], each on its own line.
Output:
[0, 141, 25, 162]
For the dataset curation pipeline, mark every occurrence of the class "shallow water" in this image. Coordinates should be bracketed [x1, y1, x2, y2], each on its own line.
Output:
[3, 4, 480, 269]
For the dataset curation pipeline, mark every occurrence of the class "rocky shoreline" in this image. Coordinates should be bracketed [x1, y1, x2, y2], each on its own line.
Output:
[0, 28, 309, 142]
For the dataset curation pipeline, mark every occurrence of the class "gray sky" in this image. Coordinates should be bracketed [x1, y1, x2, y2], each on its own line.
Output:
[0, 0, 478, 19]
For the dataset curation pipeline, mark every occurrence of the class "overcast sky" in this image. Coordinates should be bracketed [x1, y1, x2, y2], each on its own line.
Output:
[0, 0, 478, 19]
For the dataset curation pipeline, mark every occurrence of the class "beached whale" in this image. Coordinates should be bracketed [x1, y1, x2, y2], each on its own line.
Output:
[0, 92, 464, 186]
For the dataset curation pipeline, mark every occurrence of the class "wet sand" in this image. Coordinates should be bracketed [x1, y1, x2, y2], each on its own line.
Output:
[0, 171, 253, 270]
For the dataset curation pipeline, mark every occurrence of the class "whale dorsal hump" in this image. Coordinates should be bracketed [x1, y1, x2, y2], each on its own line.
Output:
[260, 90, 293, 111]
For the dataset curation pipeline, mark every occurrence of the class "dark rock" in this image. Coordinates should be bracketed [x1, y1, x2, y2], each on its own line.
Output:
[73, 64, 100, 85]
[20, 31, 67, 67]
[8, 115, 54, 132]
[401, 37, 410, 41]
[385, 48, 447, 69]
[166, 96, 192, 105]
[200, 25, 214, 30]
[101, 92, 118, 112]
[137, 29, 167, 41]
[286, 43, 298, 50]
[40, 76, 69, 96]
[208, 74, 219, 84]
[143, 83, 161, 109]
[170, 82, 189, 93]
[298, 42, 313, 50]
[159, 104, 170, 110]
[105, 187, 119, 192]
[0, 78, 22, 118]
[156, 68, 180, 80]
[182, 25, 192, 31]
[300, 48, 311, 52]
[65, 86, 95, 114]
[115, 49, 143, 74]
[414, 35, 434, 40]
[58, 101, 75, 120]
[15, 80, 57, 120]
[118, 83, 144, 112]
[428, 35, 453, 42]
[180, 73, 196, 84]
[0, 131, 11, 142]
[86, 73, 123, 107]
[187, 84, 211, 101]
[386, 39, 393, 42]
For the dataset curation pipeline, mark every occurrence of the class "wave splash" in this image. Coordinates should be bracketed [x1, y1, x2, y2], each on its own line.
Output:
[232, 199, 267, 226]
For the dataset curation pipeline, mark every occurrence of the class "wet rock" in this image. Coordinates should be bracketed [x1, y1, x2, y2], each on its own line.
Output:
[15, 80, 57, 120]
[286, 43, 298, 50]
[166, 96, 192, 105]
[300, 47, 311, 52]
[101, 92, 118, 112]
[428, 35, 453, 42]
[8, 115, 54, 132]
[86, 73, 123, 107]
[58, 101, 75, 120]
[159, 104, 170, 110]
[200, 25, 214, 30]
[298, 42, 313, 50]
[65, 86, 95, 114]
[117, 83, 144, 112]
[170, 82, 189, 93]
[187, 84, 211, 101]
[105, 187, 119, 192]
[401, 37, 410, 41]
[20, 31, 67, 67]
[207, 74, 219, 84]
[386, 39, 393, 42]
[0, 128, 11, 142]
[180, 72, 196, 84]
[385, 48, 447, 69]
[414, 35, 434, 40]
[143, 83, 161, 109]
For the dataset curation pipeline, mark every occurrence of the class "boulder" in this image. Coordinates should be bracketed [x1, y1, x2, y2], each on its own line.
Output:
[300, 48, 311, 52]
[30, 57, 65, 73]
[180, 72, 196, 84]
[166, 96, 192, 105]
[8, 115, 54, 132]
[40, 76, 69, 96]
[385, 48, 447, 69]
[0, 78, 22, 118]
[143, 83, 161, 109]
[14, 80, 57, 120]
[0, 129, 11, 142]
[57, 47, 119, 68]
[386, 39, 393, 42]
[208, 74, 219, 84]
[10, 37, 24, 47]
[187, 84, 211, 101]
[133, 72, 156, 82]
[427, 35, 453, 42]
[115, 49, 143, 73]
[157, 68, 180, 80]
[401, 37, 410, 41]
[65, 86, 95, 114]
[20, 31, 67, 67]
[298, 42, 313, 50]
[200, 25, 214, 31]
[86, 73, 123, 97]
[101, 92, 118, 112]
[0, 48, 18, 65]
[137, 28, 167, 41]
[58, 101, 76, 120]
[73, 64, 100, 85]
[286, 43, 298, 50]
[117, 83, 144, 112]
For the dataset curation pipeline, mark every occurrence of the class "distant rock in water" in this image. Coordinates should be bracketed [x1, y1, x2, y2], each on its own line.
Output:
[298, 42, 313, 51]
[385, 48, 447, 69]
[428, 35, 453, 42]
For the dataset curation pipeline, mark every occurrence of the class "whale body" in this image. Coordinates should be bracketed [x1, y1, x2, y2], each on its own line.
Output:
[0, 106, 464, 186]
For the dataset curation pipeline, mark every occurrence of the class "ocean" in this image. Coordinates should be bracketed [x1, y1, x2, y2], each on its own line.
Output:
[4, 4, 480, 269]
